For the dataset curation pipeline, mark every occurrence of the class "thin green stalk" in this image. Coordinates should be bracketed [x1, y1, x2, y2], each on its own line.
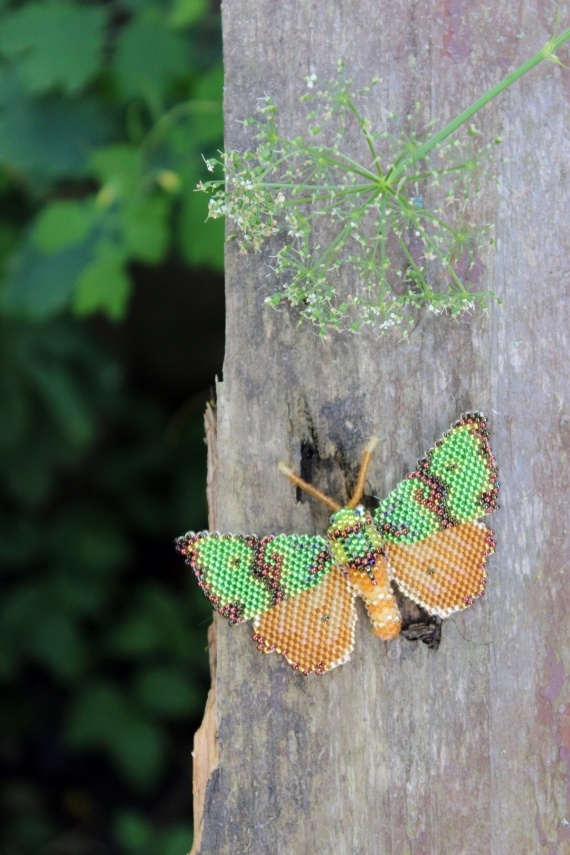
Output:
[397, 199, 461, 237]
[276, 140, 380, 183]
[257, 138, 368, 181]
[417, 227, 469, 296]
[378, 196, 388, 304]
[396, 234, 432, 298]
[345, 96, 384, 178]
[223, 181, 376, 197]
[389, 28, 570, 183]
[142, 99, 219, 153]
[310, 194, 376, 269]
[299, 188, 380, 221]
[404, 164, 478, 183]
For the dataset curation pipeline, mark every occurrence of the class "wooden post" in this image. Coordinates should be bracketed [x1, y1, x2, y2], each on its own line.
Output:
[191, 2, 570, 852]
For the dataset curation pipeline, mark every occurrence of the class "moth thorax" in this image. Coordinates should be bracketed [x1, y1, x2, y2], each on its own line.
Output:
[326, 506, 382, 570]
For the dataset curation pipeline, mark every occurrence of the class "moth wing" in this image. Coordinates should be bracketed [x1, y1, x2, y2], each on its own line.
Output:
[176, 531, 334, 623]
[384, 521, 495, 618]
[252, 565, 357, 675]
[373, 412, 499, 545]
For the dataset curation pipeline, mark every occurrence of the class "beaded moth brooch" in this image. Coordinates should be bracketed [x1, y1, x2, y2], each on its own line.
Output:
[176, 413, 499, 675]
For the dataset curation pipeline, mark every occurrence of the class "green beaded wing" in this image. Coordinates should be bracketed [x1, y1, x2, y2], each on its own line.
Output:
[373, 413, 499, 545]
[176, 531, 334, 623]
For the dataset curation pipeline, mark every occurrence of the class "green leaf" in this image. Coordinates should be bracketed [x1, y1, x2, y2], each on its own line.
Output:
[122, 196, 170, 263]
[67, 683, 125, 744]
[113, 10, 188, 109]
[0, 1, 106, 94]
[0, 439, 56, 505]
[169, 0, 208, 28]
[179, 187, 224, 271]
[160, 66, 222, 160]
[110, 608, 164, 657]
[26, 611, 85, 679]
[33, 200, 95, 254]
[27, 360, 95, 447]
[67, 683, 167, 788]
[115, 813, 193, 855]
[133, 667, 199, 717]
[191, 63, 223, 145]
[114, 718, 166, 789]
[0, 372, 31, 451]
[73, 246, 131, 320]
[1, 234, 95, 318]
[0, 222, 19, 277]
[2, 813, 57, 855]
[90, 145, 144, 197]
[0, 585, 44, 674]
[159, 825, 194, 855]
[115, 811, 152, 852]
[0, 578, 89, 680]
[0, 69, 112, 177]
[110, 586, 194, 658]
[49, 507, 131, 577]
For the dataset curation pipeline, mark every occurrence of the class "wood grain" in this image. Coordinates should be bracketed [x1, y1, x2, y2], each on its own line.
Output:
[191, 2, 570, 852]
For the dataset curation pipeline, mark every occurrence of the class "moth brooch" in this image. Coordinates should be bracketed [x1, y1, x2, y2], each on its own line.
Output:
[176, 413, 499, 675]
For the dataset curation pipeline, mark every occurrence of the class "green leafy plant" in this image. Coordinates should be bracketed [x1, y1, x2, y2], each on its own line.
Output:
[0, 1, 225, 854]
[201, 28, 570, 335]
[0, 0, 224, 322]
[0, 315, 215, 854]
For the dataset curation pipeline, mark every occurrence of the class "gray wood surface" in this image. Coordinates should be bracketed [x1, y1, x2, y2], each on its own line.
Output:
[191, 2, 570, 852]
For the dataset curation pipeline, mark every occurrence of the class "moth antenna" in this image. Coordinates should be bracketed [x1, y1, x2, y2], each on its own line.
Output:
[278, 461, 341, 512]
[346, 435, 379, 509]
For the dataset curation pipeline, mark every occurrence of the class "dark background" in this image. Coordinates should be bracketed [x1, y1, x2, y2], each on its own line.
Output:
[0, 1, 224, 852]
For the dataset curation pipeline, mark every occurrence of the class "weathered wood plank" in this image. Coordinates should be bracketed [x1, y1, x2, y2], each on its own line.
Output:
[191, 2, 570, 852]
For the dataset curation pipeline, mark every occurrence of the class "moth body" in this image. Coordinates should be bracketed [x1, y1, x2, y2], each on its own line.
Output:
[177, 413, 499, 674]
[327, 505, 402, 640]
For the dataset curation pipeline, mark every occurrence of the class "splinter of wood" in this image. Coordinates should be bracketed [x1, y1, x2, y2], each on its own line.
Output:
[278, 436, 379, 511]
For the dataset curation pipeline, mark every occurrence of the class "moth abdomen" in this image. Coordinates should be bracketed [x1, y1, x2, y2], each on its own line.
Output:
[346, 555, 402, 640]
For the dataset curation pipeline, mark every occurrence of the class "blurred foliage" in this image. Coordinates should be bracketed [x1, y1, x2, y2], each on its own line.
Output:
[0, 0, 224, 853]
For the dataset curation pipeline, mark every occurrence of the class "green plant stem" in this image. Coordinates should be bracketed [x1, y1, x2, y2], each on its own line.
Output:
[411, 205, 461, 237]
[345, 96, 383, 178]
[289, 142, 380, 182]
[389, 28, 570, 183]
[141, 99, 220, 153]
[314, 203, 369, 267]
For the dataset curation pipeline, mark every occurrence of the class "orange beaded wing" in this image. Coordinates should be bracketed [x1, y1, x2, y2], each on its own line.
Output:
[384, 521, 495, 617]
[373, 413, 499, 618]
[252, 566, 357, 674]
